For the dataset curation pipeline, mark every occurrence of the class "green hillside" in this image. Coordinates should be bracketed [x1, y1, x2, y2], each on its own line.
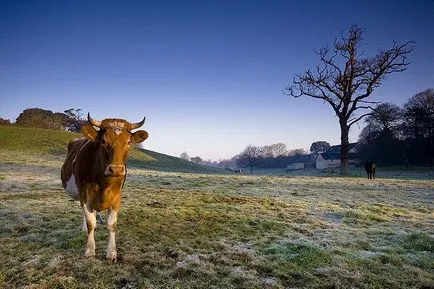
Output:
[0, 125, 225, 174]
[0, 125, 79, 155]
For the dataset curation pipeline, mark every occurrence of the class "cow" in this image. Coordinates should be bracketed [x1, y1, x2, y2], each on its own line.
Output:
[61, 113, 149, 262]
[364, 160, 376, 179]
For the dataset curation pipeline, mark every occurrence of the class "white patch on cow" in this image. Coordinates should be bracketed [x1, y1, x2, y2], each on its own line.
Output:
[65, 174, 79, 200]
[115, 129, 122, 135]
[106, 209, 118, 260]
[83, 205, 96, 230]
[83, 203, 96, 257]
[109, 121, 126, 132]
[112, 121, 125, 128]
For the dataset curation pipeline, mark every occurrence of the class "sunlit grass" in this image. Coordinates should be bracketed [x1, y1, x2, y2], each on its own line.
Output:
[1, 156, 433, 288]
[0, 126, 433, 288]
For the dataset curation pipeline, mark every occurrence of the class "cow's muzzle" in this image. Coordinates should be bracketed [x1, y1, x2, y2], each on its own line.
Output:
[104, 165, 126, 177]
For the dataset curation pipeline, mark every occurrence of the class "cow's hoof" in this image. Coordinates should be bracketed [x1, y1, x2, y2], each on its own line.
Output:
[106, 252, 117, 263]
[84, 249, 96, 258]
[107, 258, 117, 264]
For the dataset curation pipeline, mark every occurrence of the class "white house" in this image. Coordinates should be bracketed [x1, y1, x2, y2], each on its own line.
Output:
[287, 162, 305, 170]
[286, 154, 317, 171]
[316, 154, 340, 169]
[316, 143, 360, 169]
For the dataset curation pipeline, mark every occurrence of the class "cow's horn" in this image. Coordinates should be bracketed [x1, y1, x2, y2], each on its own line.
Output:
[131, 116, 146, 129]
[87, 113, 101, 127]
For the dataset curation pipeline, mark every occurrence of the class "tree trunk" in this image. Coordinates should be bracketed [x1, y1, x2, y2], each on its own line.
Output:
[340, 121, 350, 175]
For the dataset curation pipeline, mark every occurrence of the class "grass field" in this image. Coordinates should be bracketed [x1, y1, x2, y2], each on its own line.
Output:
[0, 126, 433, 288]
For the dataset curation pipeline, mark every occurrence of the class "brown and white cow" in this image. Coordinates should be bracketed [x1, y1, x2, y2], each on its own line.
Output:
[61, 113, 148, 262]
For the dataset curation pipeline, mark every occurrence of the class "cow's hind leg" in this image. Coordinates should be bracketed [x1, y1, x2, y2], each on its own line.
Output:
[83, 203, 96, 257]
[106, 208, 118, 262]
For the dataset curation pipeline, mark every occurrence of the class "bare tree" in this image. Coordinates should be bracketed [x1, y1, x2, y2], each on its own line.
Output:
[271, 143, 288, 157]
[259, 145, 274, 158]
[258, 143, 288, 158]
[284, 25, 414, 175]
[237, 145, 261, 173]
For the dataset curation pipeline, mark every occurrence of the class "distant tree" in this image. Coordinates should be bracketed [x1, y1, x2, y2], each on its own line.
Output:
[288, 148, 306, 156]
[402, 89, 434, 164]
[358, 103, 406, 165]
[190, 156, 203, 164]
[271, 143, 288, 157]
[237, 145, 261, 173]
[358, 122, 378, 151]
[403, 89, 434, 141]
[217, 157, 238, 170]
[360, 129, 405, 165]
[206, 159, 219, 167]
[0, 118, 11, 126]
[15, 108, 68, 130]
[203, 159, 218, 166]
[358, 102, 402, 150]
[259, 145, 274, 158]
[64, 108, 84, 120]
[368, 103, 402, 134]
[310, 141, 331, 154]
[64, 108, 85, 132]
[180, 152, 190, 161]
[284, 25, 414, 175]
[258, 143, 288, 159]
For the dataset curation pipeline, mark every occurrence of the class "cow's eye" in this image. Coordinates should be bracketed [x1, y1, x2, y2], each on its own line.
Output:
[101, 139, 106, 145]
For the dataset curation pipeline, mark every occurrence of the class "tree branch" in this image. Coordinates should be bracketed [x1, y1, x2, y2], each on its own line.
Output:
[358, 100, 382, 105]
[347, 40, 414, 117]
[348, 112, 373, 127]
[284, 25, 414, 133]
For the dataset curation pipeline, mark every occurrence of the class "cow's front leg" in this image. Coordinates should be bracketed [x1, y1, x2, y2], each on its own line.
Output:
[83, 203, 96, 257]
[106, 208, 118, 262]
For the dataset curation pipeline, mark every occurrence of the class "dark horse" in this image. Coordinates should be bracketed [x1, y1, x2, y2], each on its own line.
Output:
[364, 161, 376, 179]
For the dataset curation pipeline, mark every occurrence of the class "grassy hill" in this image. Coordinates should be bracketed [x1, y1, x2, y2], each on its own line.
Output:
[0, 125, 225, 174]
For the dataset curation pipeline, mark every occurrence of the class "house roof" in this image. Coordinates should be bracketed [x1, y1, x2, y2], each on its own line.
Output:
[287, 154, 317, 164]
[320, 143, 359, 160]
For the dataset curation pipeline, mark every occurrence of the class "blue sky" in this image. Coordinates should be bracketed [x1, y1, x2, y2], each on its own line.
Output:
[1, 0, 433, 160]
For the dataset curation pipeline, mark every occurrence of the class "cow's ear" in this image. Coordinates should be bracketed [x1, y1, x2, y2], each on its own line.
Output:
[82, 125, 98, 140]
[131, 130, 148, 144]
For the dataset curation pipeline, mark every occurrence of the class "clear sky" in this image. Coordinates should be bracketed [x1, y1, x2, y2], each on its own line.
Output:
[1, 0, 433, 160]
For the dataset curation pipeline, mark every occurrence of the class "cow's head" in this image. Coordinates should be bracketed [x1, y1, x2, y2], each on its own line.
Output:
[81, 113, 149, 177]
